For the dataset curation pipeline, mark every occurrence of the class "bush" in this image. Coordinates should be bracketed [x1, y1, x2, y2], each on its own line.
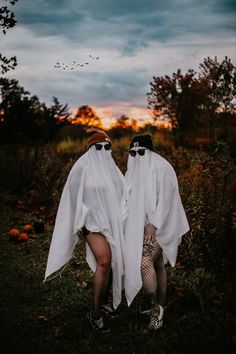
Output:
[1, 139, 235, 281]
[177, 148, 236, 276]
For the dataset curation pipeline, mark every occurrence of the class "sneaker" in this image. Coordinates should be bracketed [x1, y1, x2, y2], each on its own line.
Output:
[87, 311, 110, 334]
[148, 304, 164, 330]
[140, 308, 151, 315]
[101, 303, 118, 318]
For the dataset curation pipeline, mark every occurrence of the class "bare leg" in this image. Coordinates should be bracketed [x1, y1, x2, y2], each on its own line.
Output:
[86, 233, 111, 320]
[103, 270, 112, 304]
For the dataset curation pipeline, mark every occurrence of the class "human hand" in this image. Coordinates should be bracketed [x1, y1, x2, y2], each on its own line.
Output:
[144, 223, 157, 244]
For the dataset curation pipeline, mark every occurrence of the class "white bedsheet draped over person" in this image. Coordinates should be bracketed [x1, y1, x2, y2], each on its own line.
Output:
[124, 137, 189, 307]
[44, 133, 125, 310]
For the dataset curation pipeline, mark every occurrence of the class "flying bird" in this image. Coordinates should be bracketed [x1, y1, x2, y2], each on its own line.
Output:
[54, 55, 100, 71]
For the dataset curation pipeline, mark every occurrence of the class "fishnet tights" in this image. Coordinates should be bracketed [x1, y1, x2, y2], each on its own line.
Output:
[86, 233, 111, 320]
[141, 240, 166, 315]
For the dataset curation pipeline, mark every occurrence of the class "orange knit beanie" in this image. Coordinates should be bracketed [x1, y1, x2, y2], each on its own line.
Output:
[87, 128, 111, 148]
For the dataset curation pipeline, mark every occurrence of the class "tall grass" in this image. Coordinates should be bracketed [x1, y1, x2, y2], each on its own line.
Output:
[0, 137, 235, 353]
[0, 146, 37, 194]
[56, 138, 87, 155]
[1, 138, 235, 281]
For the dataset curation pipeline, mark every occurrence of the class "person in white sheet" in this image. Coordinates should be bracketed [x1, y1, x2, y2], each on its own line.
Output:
[44, 128, 125, 333]
[124, 134, 189, 330]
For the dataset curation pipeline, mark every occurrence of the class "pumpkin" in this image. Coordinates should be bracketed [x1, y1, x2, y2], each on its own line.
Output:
[8, 228, 20, 241]
[23, 224, 33, 233]
[18, 233, 29, 242]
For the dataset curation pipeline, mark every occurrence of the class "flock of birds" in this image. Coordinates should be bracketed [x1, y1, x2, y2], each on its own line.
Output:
[54, 55, 100, 71]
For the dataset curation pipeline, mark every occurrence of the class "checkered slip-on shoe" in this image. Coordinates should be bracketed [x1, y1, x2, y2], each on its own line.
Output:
[148, 304, 164, 330]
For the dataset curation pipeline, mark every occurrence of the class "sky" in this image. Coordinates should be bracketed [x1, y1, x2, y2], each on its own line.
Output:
[1, 0, 236, 126]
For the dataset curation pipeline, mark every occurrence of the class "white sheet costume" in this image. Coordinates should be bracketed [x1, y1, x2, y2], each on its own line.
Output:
[124, 148, 189, 306]
[44, 145, 125, 309]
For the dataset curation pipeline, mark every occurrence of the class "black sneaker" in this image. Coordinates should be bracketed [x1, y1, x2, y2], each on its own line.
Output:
[140, 308, 151, 315]
[139, 302, 151, 315]
[101, 303, 118, 318]
[87, 311, 110, 334]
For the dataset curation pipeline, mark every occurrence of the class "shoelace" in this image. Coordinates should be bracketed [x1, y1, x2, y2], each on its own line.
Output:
[93, 316, 104, 329]
[102, 304, 114, 313]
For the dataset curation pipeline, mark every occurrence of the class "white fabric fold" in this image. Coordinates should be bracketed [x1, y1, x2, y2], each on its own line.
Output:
[124, 149, 189, 306]
[44, 145, 125, 309]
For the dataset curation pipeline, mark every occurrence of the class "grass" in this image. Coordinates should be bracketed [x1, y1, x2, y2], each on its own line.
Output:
[0, 138, 236, 353]
[0, 202, 235, 354]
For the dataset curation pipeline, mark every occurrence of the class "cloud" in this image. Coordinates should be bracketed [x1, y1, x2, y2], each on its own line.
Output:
[13, 1, 236, 48]
[1, 0, 235, 123]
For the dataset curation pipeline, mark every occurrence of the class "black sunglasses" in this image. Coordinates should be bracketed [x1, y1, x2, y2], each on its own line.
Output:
[129, 148, 146, 157]
[95, 143, 111, 151]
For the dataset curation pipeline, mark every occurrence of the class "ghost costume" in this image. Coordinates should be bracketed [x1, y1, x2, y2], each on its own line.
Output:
[124, 148, 189, 306]
[44, 145, 125, 309]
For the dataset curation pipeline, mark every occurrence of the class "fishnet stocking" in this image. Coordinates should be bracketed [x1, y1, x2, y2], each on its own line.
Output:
[154, 249, 166, 307]
[86, 233, 111, 320]
[141, 239, 166, 315]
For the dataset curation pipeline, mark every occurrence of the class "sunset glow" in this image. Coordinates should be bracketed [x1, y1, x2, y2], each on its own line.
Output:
[2, 0, 234, 132]
[94, 105, 173, 129]
[70, 104, 172, 129]
[94, 105, 154, 128]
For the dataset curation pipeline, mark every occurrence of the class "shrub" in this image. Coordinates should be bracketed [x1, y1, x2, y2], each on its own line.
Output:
[177, 149, 236, 276]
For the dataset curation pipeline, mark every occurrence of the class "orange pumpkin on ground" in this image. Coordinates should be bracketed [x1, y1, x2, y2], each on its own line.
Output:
[8, 228, 20, 241]
[23, 224, 33, 233]
[18, 233, 29, 242]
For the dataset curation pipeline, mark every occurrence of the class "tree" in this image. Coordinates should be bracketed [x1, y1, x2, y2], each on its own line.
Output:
[109, 115, 138, 139]
[0, 78, 69, 142]
[0, 0, 18, 74]
[0, 78, 43, 141]
[73, 105, 102, 128]
[147, 69, 206, 146]
[43, 97, 70, 141]
[199, 56, 236, 143]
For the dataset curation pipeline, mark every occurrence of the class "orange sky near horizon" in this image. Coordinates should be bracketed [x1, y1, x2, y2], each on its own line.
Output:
[96, 106, 154, 128]
[71, 105, 171, 129]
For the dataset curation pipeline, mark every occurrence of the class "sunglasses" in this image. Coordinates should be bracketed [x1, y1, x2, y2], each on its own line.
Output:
[129, 148, 146, 157]
[95, 143, 111, 151]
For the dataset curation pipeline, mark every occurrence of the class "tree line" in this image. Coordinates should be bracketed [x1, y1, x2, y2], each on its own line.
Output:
[0, 78, 70, 143]
[0, 79, 144, 143]
[148, 56, 236, 147]
[0, 55, 235, 146]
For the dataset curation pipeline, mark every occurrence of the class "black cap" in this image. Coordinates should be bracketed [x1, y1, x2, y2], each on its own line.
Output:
[129, 134, 154, 151]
